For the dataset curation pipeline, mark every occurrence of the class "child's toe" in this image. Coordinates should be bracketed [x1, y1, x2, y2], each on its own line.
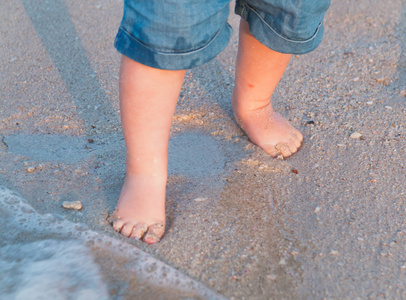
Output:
[121, 222, 136, 237]
[264, 145, 279, 157]
[143, 233, 160, 244]
[143, 223, 165, 244]
[291, 137, 301, 148]
[288, 140, 298, 154]
[294, 131, 303, 143]
[275, 143, 292, 157]
[130, 223, 148, 240]
[112, 219, 125, 233]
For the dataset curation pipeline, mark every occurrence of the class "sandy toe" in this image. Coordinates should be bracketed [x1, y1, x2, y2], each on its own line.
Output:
[234, 105, 303, 158]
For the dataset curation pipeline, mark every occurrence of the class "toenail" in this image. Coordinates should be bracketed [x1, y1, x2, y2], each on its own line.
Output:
[143, 233, 160, 244]
[147, 223, 165, 237]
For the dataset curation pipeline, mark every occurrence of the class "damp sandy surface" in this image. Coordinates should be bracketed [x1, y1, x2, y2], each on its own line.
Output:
[1, 0, 406, 299]
[0, 187, 223, 299]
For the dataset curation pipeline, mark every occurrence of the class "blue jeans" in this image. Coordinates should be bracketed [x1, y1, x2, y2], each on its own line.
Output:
[114, 0, 330, 70]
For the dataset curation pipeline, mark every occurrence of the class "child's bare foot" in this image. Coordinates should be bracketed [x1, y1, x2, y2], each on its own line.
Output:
[232, 95, 303, 158]
[108, 173, 166, 244]
[112, 57, 185, 244]
[232, 20, 303, 158]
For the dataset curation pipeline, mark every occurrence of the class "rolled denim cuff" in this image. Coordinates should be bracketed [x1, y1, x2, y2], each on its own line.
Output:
[235, 0, 328, 55]
[114, 22, 232, 70]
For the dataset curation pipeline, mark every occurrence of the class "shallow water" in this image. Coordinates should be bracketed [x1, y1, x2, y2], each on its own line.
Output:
[3, 134, 88, 163]
[0, 186, 224, 299]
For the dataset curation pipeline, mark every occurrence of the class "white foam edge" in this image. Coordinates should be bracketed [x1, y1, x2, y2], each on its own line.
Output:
[0, 186, 225, 299]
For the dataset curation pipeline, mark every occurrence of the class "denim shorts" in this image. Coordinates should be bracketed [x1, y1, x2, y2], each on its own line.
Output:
[114, 0, 330, 70]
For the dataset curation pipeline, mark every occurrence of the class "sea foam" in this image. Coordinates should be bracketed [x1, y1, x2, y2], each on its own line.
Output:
[0, 186, 224, 299]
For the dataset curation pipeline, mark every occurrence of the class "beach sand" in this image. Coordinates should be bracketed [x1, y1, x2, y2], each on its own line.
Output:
[1, 0, 406, 298]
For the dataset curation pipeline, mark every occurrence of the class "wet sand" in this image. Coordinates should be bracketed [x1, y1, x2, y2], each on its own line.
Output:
[1, 0, 406, 298]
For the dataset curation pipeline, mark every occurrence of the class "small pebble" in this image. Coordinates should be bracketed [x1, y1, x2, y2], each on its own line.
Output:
[366, 101, 373, 105]
[400, 90, 406, 97]
[194, 197, 207, 202]
[350, 132, 362, 139]
[25, 167, 35, 173]
[385, 106, 393, 110]
[62, 201, 82, 210]
[277, 154, 284, 160]
[258, 164, 268, 170]
[266, 274, 277, 281]
[337, 144, 346, 147]
[330, 250, 339, 256]
[314, 206, 321, 213]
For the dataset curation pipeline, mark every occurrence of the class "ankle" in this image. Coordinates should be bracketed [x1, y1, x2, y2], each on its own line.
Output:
[231, 89, 271, 113]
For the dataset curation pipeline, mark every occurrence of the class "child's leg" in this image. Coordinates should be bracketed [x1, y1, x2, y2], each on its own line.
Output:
[232, 19, 303, 158]
[110, 56, 186, 244]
